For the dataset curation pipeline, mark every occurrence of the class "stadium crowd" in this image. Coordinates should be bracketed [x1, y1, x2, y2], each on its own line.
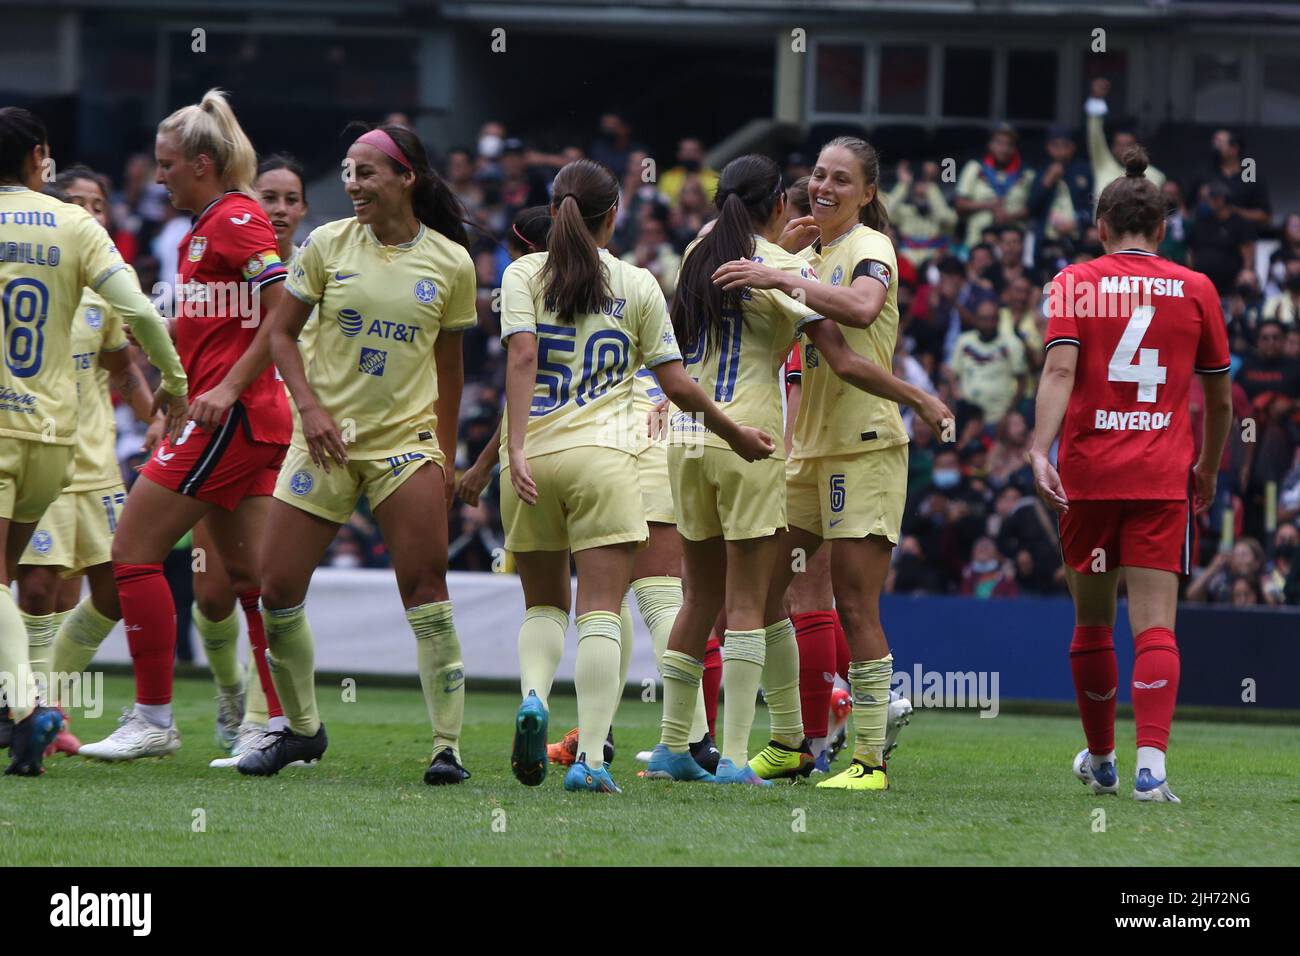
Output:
[93, 101, 1300, 606]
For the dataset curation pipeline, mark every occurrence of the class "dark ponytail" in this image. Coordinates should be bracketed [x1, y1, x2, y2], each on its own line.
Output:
[822, 135, 889, 232]
[671, 153, 782, 364]
[542, 159, 619, 322]
[0, 107, 47, 184]
[1096, 144, 1165, 240]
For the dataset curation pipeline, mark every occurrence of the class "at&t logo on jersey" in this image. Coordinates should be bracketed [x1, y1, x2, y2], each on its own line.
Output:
[289, 471, 313, 496]
[414, 278, 437, 303]
[337, 308, 364, 337]
[359, 347, 388, 376]
[31, 530, 53, 554]
[84, 307, 102, 330]
[1094, 409, 1172, 431]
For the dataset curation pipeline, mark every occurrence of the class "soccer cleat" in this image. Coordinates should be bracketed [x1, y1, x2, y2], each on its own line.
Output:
[214, 685, 245, 752]
[1072, 749, 1119, 795]
[547, 727, 615, 768]
[1133, 768, 1181, 803]
[689, 732, 721, 775]
[236, 724, 327, 776]
[644, 743, 715, 782]
[0, 707, 13, 750]
[44, 709, 81, 757]
[812, 750, 832, 774]
[512, 691, 549, 786]
[5, 707, 64, 777]
[884, 691, 913, 759]
[827, 726, 848, 763]
[748, 739, 815, 781]
[815, 759, 888, 791]
[424, 748, 471, 786]
[563, 753, 622, 794]
[209, 722, 270, 768]
[79, 709, 181, 761]
[713, 757, 772, 786]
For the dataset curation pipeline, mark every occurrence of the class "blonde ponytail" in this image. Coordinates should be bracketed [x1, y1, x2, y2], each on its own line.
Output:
[158, 88, 257, 195]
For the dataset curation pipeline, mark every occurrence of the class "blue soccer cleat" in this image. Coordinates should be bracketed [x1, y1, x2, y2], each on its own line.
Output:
[563, 754, 622, 794]
[644, 743, 715, 782]
[713, 757, 772, 786]
[511, 690, 548, 787]
[1133, 768, 1181, 803]
[1072, 748, 1119, 795]
[5, 706, 63, 777]
[812, 750, 832, 774]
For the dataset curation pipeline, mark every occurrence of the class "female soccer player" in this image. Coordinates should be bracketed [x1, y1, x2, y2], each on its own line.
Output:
[16, 167, 159, 756]
[251, 124, 477, 783]
[79, 89, 292, 762]
[502, 159, 772, 795]
[202, 153, 312, 762]
[712, 136, 951, 791]
[1029, 147, 1232, 803]
[647, 153, 949, 785]
[0, 107, 186, 775]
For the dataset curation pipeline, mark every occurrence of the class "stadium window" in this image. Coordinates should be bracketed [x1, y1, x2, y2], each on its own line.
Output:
[1192, 51, 1244, 123]
[942, 47, 993, 118]
[1261, 53, 1300, 125]
[814, 42, 866, 115]
[1006, 49, 1057, 121]
[879, 45, 929, 116]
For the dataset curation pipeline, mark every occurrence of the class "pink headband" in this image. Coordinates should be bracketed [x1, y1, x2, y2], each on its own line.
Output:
[355, 129, 412, 171]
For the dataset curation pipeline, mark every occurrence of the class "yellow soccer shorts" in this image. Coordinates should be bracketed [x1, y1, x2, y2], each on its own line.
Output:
[786, 442, 908, 543]
[637, 440, 676, 525]
[668, 444, 786, 542]
[501, 446, 648, 553]
[19, 484, 127, 575]
[274, 444, 444, 524]
[0, 440, 75, 524]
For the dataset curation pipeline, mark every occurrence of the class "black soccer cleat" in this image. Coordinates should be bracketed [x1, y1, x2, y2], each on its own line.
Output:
[5, 706, 63, 777]
[0, 706, 14, 751]
[237, 724, 327, 777]
[424, 748, 471, 786]
[604, 729, 615, 767]
[689, 732, 721, 775]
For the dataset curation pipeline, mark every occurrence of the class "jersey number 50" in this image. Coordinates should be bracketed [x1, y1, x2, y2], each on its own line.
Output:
[2, 278, 50, 378]
[1107, 305, 1167, 403]
[531, 325, 631, 416]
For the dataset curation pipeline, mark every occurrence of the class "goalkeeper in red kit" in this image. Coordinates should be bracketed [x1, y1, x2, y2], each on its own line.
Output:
[1029, 146, 1233, 804]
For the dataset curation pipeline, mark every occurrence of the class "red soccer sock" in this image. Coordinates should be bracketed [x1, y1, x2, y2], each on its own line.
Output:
[702, 635, 722, 739]
[114, 563, 176, 705]
[1132, 626, 1180, 750]
[239, 590, 284, 720]
[1069, 625, 1117, 754]
[831, 611, 850, 682]
[792, 611, 837, 739]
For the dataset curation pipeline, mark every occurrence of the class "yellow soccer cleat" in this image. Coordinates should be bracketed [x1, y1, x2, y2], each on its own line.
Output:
[748, 740, 815, 781]
[815, 759, 888, 791]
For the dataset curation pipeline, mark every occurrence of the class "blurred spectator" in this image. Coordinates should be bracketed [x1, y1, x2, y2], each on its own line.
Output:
[960, 536, 1019, 598]
[657, 137, 719, 204]
[1158, 179, 1190, 265]
[887, 159, 956, 267]
[1084, 77, 1165, 195]
[955, 124, 1033, 248]
[986, 411, 1032, 487]
[1261, 522, 1299, 605]
[1267, 212, 1300, 292]
[889, 536, 948, 594]
[999, 275, 1044, 369]
[1262, 259, 1300, 324]
[988, 224, 1028, 293]
[1228, 266, 1267, 344]
[588, 112, 641, 177]
[1230, 574, 1263, 607]
[1188, 182, 1255, 302]
[669, 177, 712, 253]
[444, 147, 483, 217]
[1028, 125, 1091, 243]
[1186, 537, 1265, 603]
[947, 294, 1028, 425]
[1199, 128, 1271, 230]
[622, 206, 681, 299]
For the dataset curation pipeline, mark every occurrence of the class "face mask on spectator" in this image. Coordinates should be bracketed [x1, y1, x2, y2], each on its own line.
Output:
[933, 468, 960, 489]
[680, 158, 701, 173]
[1236, 283, 1256, 298]
[971, 558, 1000, 574]
[332, 553, 363, 569]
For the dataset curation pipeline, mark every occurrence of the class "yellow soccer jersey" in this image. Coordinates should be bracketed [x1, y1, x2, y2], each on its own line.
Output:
[794, 223, 907, 459]
[671, 236, 822, 456]
[66, 285, 129, 491]
[631, 366, 667, 454]
[500, 249, 682, 459]
[1, 186, 128, 445]
[285, 219, 477, 459]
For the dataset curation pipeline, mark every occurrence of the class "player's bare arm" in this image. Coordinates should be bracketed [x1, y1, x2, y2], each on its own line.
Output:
[100, 345, 156, 424]
[266, 287, 347, 471]
[1027, 341, 1077, 513]
[711, 261, 886, 330]
[654, 359, 775, 462]
[434, 330, 465, 512]
[504, 331, 540, 505]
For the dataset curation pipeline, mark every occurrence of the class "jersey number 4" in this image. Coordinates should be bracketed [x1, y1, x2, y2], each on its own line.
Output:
[1107, 305, 1167, 403]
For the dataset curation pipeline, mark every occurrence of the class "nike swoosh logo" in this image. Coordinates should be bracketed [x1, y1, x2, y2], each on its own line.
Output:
[335, 272, 359, 280]
[829, 518, 843, 527]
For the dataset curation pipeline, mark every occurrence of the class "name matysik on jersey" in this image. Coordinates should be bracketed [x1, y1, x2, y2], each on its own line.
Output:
[1043, 250, 1230, 501]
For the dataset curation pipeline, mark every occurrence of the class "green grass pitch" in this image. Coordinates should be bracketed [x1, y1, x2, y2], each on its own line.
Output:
[4, 675, 1297, 866]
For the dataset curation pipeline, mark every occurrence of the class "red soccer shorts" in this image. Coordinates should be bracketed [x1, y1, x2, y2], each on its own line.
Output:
[1058, 498, 1192, 575]
[141, 405, 285, 510]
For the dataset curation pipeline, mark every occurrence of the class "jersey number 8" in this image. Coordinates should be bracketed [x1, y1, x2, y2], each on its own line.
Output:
[2, 277, 50, 378]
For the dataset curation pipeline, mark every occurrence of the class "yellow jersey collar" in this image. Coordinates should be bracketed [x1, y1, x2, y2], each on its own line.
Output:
[820, 222, 864, 252]
[365, 222, 426, 251]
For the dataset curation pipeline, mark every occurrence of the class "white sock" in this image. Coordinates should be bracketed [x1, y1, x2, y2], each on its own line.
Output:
[268, 715, 290, 732]
[135, 702, 172, 728]
[809, 735, 828, 756]
[1137, 746, 1166, 780]
[1090, 750, 1116, 771]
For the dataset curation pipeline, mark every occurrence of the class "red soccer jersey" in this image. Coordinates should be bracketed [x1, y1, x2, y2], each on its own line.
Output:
[175, 191, 290, 444]
[1043, 249, 1231, 501]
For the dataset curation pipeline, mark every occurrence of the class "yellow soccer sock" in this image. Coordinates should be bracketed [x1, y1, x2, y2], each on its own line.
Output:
[21, 611, 57, 701]
[689, 684, 709, 743]
[51, 597, 116, 679]
[0, 585, 35, 721]
[761, 618, 804, 747]
[518, 605, 568, 709]
[848, 655, 894, 766]
[632, 576, 682, 667]
[720, 628, 766, 765]
[574, 610, 622, 770]
[262, 604, 319, 736]
[610, 596, 635, 725]
[660, 650, 703, 752]
[408, 601, 464, 760]
[194, 602, 242, 691]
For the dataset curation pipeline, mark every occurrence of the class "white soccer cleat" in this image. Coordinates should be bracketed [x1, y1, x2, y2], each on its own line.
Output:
[1133, 768, 1181, 803]
[635, 750, 654, 764]
[884, 691, 913, 759]
[209, 721, 269, 768]
[215, 685, 246, 752]
[1072, 748, 1120, 795]
[79, 709, 181, 761]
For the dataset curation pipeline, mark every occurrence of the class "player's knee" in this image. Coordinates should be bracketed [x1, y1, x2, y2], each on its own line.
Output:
[16, 573, 57, 615]
[194, 591, 235, 622]
[836, 599, 880, 636]
[398, 575, 447, 609]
